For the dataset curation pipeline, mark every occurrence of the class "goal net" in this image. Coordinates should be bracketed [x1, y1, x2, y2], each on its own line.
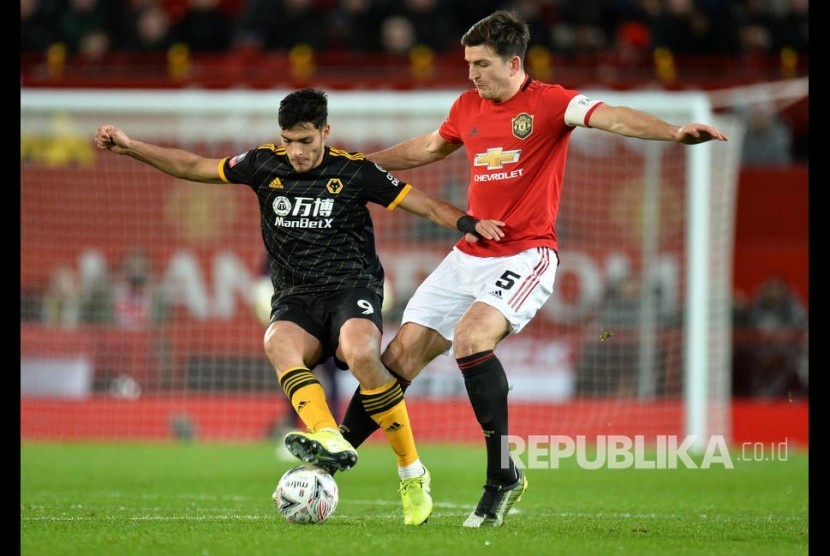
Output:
[20, 89, 743, 449]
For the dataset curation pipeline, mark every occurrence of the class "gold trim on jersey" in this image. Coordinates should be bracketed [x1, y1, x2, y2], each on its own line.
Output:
[217, 158, 229, 182]
[256, 143, 283, 154]
[329, 147, 365, 160]
[256, 144, 364, 160]
[386, 183, 413, 210]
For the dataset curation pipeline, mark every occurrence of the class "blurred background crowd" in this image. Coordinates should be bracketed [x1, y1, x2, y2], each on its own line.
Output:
[21, 0, 810, 163]
[21, 0, 808, 60]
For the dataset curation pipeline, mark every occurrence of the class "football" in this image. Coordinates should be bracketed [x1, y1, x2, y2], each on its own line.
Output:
[273, 465, 338, 524]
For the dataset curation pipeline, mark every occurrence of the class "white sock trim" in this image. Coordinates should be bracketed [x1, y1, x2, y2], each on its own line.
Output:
[398, 460, 425, 480]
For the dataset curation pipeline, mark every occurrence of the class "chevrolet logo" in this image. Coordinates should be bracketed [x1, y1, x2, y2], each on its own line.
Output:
[473, 148, 521, 169]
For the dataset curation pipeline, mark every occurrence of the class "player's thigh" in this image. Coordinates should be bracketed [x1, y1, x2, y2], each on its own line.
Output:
[337, 318, 383, 365]
[338, 315, 390, 389]
[264, 320, 325, 376]
[329, 288, 384, 363]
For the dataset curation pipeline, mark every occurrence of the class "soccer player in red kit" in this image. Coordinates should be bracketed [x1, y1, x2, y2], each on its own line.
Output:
[337, 10, 729, 528]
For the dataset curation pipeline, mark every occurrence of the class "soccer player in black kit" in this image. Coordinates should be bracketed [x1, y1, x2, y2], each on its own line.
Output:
[94, 88, 506, 526]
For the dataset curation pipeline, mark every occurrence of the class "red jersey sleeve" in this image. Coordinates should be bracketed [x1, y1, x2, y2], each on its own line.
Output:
[438, 91, 476, 145]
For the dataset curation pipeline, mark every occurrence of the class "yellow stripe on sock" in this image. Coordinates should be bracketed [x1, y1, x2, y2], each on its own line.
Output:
[361, 380, 418, 467]
[279, 367, 337, 433]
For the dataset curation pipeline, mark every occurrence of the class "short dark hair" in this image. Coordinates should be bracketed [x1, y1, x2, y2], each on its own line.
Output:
[278, 88, 328, 130]
[461, 10, 530, 62]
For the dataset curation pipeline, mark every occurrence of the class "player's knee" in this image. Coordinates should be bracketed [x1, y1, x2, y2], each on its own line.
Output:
[452, 324, 476, 354]
[454, 313, 507, 357]
[263, 329, 281, 363]
[340, 345, 378, 375]
[452, 330, 497, 358]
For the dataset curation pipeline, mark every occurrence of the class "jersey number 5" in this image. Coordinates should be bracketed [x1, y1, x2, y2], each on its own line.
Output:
[494, 270, 522, 290]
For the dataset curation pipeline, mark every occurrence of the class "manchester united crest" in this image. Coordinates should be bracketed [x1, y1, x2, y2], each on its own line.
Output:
[512, 113, 533, 140]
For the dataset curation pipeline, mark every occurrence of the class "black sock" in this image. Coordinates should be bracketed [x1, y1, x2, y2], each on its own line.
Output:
[339, 371, 410, 449]
[458, 350, 516, 485]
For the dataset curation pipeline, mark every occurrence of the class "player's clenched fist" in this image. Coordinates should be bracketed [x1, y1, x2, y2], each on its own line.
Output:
[94, 124, 130, 153]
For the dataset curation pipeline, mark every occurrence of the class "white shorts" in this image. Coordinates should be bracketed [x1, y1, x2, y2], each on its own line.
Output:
[401, 246, 559, 355]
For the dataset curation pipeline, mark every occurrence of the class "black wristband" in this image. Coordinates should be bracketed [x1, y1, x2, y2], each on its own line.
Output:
[457, 215, 484, 239]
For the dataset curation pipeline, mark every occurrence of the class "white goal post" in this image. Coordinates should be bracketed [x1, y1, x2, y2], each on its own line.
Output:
[20, 88, 743, 449]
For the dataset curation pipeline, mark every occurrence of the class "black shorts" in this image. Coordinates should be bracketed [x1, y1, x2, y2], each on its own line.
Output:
[270, 287, 384, 364]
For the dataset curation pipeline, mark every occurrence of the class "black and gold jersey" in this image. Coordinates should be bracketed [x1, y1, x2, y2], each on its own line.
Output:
[220, 145, 412, 300]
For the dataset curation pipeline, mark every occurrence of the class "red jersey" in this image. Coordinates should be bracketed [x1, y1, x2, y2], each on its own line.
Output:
[439, 77, 601, 258]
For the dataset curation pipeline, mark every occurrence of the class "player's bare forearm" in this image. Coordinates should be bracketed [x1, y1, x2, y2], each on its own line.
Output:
[94, 124, 224, 183]
[367, 137, 436, 170]
[588, 105, 728, 144]
[399, 189, 505, 242]
[367, 131, 457, 170]
[124, 140, 208, 180]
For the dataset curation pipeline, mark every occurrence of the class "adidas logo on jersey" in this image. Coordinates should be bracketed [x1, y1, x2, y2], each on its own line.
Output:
[489, 290, 503, 298]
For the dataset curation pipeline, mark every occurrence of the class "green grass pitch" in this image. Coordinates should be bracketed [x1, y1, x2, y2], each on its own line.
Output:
[21, 442, 808, 555]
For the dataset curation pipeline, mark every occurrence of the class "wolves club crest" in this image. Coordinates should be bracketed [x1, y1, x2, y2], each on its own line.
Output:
[512, 113, 533, 140]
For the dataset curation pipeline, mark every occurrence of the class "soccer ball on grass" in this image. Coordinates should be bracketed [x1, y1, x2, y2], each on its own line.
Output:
[273, 464, 338, 524]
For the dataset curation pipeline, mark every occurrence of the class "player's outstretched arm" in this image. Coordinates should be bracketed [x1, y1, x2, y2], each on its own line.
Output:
[397, 187, 505, 242]
[94, 124, 226, 183]
[367, 130, 462, 171]
[586, 104, 729, 145]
